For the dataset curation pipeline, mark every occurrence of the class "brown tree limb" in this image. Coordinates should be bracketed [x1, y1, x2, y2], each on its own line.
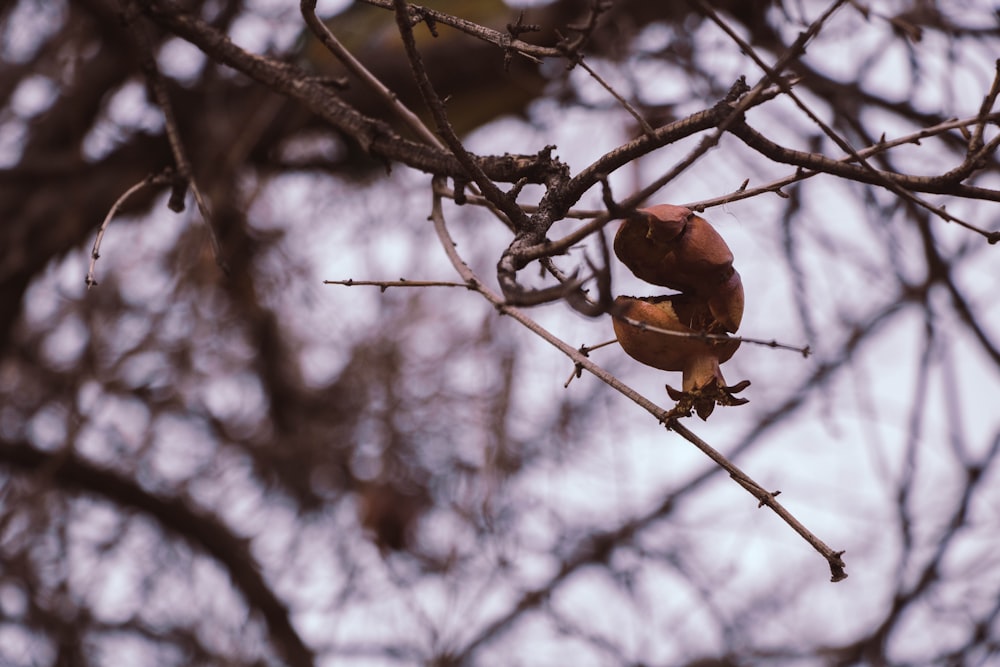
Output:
[729, 121, 1000, 208]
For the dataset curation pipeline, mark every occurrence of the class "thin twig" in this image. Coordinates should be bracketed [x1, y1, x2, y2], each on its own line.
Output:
[698, 0, 998, 241]
[429, 177, 847, 582]
[616, 314, 811, 357]
[574, 57, 654, 136]
[86, 171, 174, 288]
[563, 338, 618, 388]
[970, 59, 1000, 153]
[323, 278, 471, 290]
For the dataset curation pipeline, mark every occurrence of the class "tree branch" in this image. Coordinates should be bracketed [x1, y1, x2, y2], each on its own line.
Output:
[729, 120, 1000, 207]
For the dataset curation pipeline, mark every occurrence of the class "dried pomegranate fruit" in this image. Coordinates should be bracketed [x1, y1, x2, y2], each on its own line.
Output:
[612, 205, 749, 419]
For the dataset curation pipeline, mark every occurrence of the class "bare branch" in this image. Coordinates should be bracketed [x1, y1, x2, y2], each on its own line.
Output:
[729, 121, 1000, 210]
[574, 57, 655, 137]
[970, 59, 1000, 153]
[615, 313, 810, 357]
[323, 278, 471, 290]
[86, 171, 174, 288]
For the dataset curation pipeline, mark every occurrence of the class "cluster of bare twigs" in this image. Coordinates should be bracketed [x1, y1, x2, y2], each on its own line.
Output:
[4, 0, 1000, 664]
[126, 0, 1000, 295]
[296, 0, 852, 577]
[306, 0, 991, 582]
[85, 0, 998, 590]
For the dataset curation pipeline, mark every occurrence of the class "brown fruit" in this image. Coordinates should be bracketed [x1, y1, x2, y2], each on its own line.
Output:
[614, 205, 743, 332]
[611, 204, 749, 418]
[612, 295, 739, 392]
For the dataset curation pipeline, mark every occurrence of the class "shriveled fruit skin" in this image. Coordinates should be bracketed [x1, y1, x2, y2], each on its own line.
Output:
[612, 204, 748, 419]
[613, 295, 739, 392]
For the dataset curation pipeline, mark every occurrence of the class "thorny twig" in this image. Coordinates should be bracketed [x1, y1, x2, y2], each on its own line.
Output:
[563, 338, 618, 388]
